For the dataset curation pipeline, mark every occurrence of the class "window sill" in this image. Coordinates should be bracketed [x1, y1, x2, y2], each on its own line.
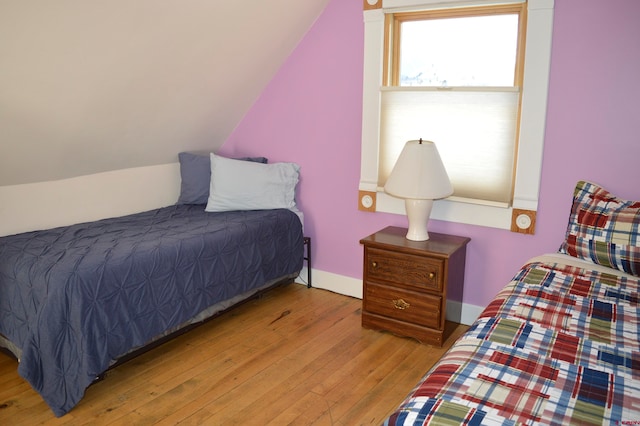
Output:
[375, 191, 515, 231]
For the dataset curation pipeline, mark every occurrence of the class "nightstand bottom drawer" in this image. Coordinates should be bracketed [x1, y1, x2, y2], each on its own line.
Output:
[362, 311, 444, 346]
[363, 282, 442, 329]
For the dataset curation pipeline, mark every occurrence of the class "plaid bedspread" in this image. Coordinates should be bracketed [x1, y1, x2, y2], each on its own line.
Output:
[384, 258, 640, 425]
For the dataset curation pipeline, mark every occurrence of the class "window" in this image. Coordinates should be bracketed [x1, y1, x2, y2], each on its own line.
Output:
[381, 5, 524, 205]
[360, 0, 555, 232]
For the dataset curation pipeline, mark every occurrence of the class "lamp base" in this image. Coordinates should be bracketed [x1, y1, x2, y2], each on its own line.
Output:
[404, 199, 434, 241]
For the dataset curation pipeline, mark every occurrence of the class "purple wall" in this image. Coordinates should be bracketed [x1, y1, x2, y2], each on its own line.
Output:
[221, 0, 640, 308]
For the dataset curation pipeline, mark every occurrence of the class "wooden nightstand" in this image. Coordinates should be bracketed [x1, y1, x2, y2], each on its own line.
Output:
[360, 226, 470, 346]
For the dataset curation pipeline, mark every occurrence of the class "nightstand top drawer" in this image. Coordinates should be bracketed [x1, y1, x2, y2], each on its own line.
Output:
[366, 247, 443, 291]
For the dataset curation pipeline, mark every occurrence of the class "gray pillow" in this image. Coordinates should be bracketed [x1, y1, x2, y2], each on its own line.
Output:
[177, 152, 268, 205]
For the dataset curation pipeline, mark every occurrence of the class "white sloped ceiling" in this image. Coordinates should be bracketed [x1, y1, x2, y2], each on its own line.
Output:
[0, 0, 331, 186]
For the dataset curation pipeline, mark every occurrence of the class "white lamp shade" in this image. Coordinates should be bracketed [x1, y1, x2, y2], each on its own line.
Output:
[384, 139, 453, 200]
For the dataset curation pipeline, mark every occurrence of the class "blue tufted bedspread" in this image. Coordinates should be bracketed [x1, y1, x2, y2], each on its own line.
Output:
[0, 205, 303, 416]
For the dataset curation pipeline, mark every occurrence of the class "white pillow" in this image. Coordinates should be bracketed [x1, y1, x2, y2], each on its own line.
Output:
[205, 153, 300, 212]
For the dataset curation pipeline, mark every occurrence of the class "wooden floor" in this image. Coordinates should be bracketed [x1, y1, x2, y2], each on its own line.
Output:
[0, 283, 467, 425]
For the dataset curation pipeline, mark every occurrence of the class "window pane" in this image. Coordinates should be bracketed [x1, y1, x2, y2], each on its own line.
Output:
[399, 14, 519, 87]
[380, 88, 519, 204]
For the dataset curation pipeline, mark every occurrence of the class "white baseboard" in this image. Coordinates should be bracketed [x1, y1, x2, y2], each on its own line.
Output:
[296, 266, 363, 299]
[295, 267, 483, 326]
[445, 300, 484, 326]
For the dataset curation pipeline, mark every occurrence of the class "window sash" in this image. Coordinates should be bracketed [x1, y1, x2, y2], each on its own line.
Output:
[392, 8, 526, 87]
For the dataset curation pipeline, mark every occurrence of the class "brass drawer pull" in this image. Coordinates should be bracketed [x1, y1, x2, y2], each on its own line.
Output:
[372, 261, 378, 268]
[429, 272, 435, 280]
[393, 298, 410, 310]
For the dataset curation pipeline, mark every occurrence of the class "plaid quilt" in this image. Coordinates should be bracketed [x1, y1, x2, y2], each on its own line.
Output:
[384, 259, 640, 425]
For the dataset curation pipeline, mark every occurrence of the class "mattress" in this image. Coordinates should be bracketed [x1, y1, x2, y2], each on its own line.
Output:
[0, 205, 303, 416]
[384, 253, 640, 425]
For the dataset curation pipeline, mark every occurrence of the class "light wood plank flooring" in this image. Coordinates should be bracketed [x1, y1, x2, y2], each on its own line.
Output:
[0, 283, 467, 425]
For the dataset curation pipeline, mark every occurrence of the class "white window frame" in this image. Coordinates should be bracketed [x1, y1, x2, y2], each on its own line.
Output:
[360, 0, 555, 230]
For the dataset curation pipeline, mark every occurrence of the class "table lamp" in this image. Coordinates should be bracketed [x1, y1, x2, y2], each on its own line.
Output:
[384, 139, 453, 241]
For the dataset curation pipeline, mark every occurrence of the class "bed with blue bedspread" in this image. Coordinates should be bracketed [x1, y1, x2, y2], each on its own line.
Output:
[384, 181, 640, 425]
[0, 205, 303, 417]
